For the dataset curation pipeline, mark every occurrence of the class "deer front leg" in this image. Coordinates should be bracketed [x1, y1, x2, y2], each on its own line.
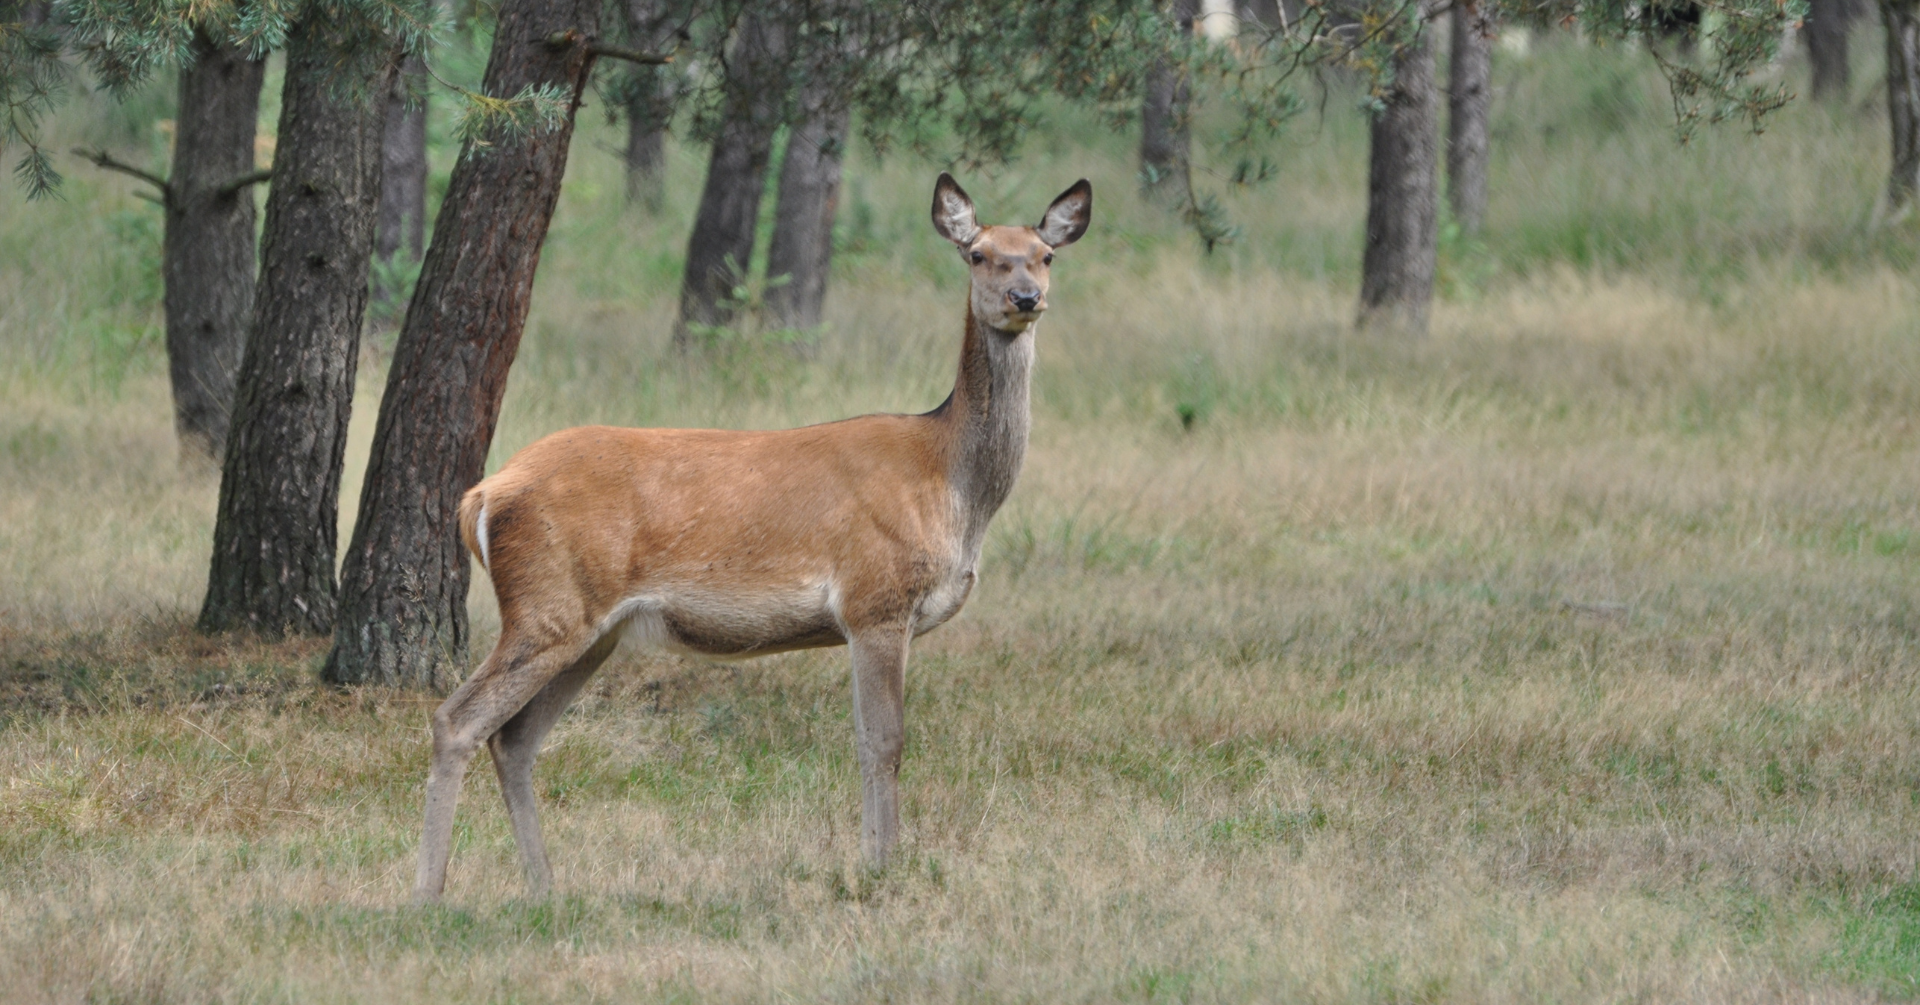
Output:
[848, 625, 911, 867]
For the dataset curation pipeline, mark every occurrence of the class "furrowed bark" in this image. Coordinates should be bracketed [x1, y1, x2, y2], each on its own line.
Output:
[1358, 4, 1439, 333]
[377, 53, 429, 265]
[164, 29, 265, 463]
[672, 12, 789, 347]
[763, 82, 848, 335]
[1887, 0, 1920, 218]
[1446, 0, 1491, 235]
[324, 0, 601, 688]
[1807, 0, 1857, 101]
[1140, 0, 1198, 201]
[198, 24, 399, 637]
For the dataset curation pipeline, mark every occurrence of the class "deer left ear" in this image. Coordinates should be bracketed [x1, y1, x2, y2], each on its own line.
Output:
[1035, 179, 1092, 248]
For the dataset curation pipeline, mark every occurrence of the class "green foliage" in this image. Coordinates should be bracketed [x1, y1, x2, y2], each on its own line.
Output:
[0, 12, 67, 197]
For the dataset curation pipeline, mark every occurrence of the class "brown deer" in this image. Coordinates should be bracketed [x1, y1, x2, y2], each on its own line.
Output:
[412, 174, 1093, 902]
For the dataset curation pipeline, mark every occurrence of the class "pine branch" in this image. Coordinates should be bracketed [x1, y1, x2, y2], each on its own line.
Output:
[71, 146, 171, 203]
[217, 169, 273, 197]
[540, 31, 673, 65]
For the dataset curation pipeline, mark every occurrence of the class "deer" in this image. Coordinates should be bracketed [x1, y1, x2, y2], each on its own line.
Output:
[411, 173, 1093, 902]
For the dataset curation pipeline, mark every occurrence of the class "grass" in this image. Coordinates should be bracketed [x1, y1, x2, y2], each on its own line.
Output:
[3, 31, 1920, 1003]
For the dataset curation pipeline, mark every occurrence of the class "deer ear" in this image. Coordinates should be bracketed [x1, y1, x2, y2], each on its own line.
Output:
[931, 172, 980, 247]
[1035, 179, 1092, 248]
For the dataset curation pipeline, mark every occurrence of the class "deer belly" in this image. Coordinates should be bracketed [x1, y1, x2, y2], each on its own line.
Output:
[612, 589, 845, 659]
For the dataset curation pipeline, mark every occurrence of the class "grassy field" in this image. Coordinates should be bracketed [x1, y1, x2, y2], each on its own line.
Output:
[5, 36, 1920, 1002]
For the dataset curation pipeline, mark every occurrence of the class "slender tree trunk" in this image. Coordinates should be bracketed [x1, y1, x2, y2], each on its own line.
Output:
[622, 0, 674, 208]
[1446, 0, 1491, 235]
[377, 53, 428, 265]
[1887, 0, 1920, 218]
[624, 71, 668, 206]
[1358, 4, 1439, 333]
[324, 0, 602, 688]
[673, 12, 788, 346]
[198, 26, 399, 637]
[164, 30, 266, 463]
[1808, 0, 1857, 100]
[1140, 0, 1198, 200]
[763, 86, 848, 334]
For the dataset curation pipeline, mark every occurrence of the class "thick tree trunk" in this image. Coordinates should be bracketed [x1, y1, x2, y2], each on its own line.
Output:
[1140, 0, 1198, 201]
[673, 12, 788, 346]
[163, 30, 266, 463]
[1807, 0, 1857, 101]
[1887, 0, 1920, 218]
[324, 0, 602, 688]
[763, 88, 848, 334]
[198, 26, 399, 637]
[1446, 0, 1491, 235]
[1358, 5, 1439, 333]
[622, 0, 674, 208]
[377, 53, 428, 265]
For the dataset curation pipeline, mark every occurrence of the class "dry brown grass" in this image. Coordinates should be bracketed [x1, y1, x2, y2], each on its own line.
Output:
[4, 43, 1920, 1004]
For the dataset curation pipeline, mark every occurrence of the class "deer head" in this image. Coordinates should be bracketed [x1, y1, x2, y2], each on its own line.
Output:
[931, 173, 1092, 334]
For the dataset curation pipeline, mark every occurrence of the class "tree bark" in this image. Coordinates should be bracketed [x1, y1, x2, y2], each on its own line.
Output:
[1446, 0, 1491, 235]
[622, 0, 675, 208]
[163, 29, 266, 463]
[673, 12, 789, 346]
[377, 53, 428, 265]
[324, 0, 602, 688]
[1887, 0, 1920, 218]
[763, 85, 848, 334]
[1140, 0, 1198, 201]
[1358, 4, 1439, 333]
[198, 25, 399, 637]
[1807, 0, 1856, 101]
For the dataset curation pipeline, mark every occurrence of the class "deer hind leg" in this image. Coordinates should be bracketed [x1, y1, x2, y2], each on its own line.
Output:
[849, 625, 912, 868]
[412, 628, 600, 904]
[488, 632, 620, 897]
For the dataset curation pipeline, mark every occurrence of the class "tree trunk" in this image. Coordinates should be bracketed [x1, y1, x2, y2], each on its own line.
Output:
[1807, 0, 1856, 101]
[163, 29, 266, 463]
[1140, 0, 1198, 200]
[623, 71, 668, 206]
[198, 26, 399, 637]
[1358, 4, 1439, 333]
[622, 0, 674, 208]
[763, 87, 848, 334]
[673, 12, 788, 347]
[323, 0, 602, 688]
[1446, 0, 1491, 235]
[377, 53, 428, 265]
[1887, 0, 1920, 218]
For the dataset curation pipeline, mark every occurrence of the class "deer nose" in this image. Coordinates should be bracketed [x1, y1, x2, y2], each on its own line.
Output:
[1009, 289, 1041, 312]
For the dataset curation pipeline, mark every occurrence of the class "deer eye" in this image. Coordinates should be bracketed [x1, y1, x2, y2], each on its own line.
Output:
[970, 250, 985, 264]
[1043, 253, 1054, 265]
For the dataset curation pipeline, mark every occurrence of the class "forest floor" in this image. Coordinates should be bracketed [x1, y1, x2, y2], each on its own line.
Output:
[4, 40, 1920, 1004]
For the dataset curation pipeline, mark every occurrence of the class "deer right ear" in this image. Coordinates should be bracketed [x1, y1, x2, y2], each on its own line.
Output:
[931, 173, 980, 248]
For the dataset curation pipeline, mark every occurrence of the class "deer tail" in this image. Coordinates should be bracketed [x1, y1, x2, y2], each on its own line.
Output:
[459, 485, 490, 573]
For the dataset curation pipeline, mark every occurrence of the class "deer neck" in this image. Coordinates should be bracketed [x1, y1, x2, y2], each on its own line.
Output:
[936, 301, 1034, 555]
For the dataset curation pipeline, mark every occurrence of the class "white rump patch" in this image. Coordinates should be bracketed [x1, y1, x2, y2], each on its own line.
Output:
[475, 503, 491, 572]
